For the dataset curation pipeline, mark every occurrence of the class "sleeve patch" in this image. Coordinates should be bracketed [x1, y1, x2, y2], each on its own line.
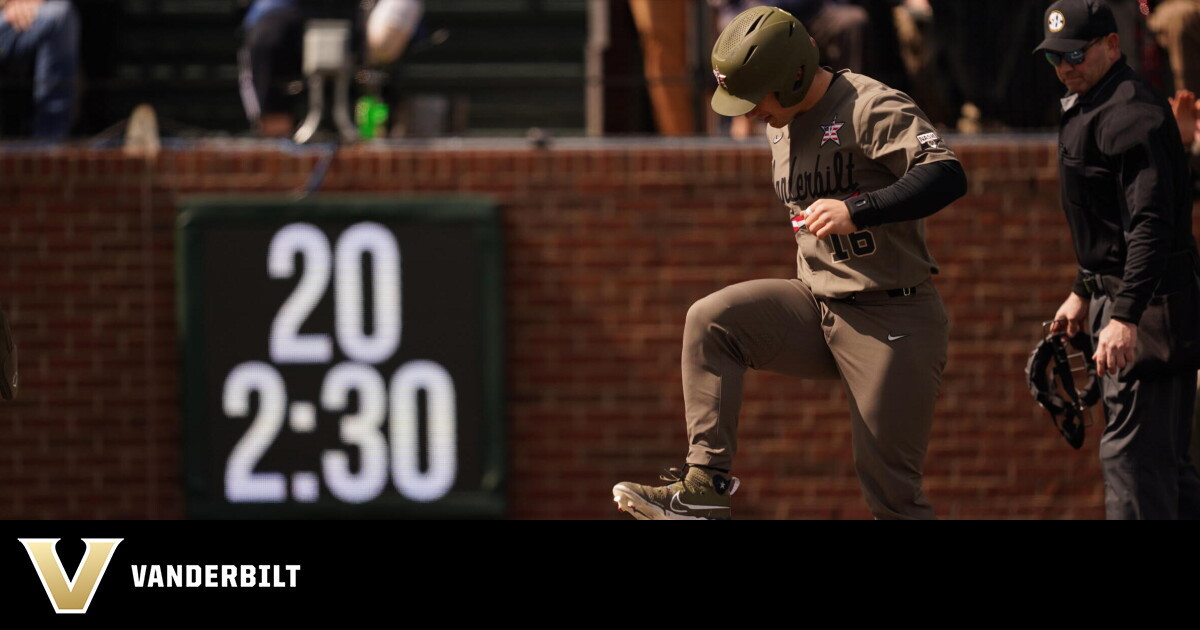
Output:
[917, 132, 941, 150]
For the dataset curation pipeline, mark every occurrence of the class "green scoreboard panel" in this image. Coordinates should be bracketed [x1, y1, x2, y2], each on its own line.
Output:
[177, 198, 504, 518]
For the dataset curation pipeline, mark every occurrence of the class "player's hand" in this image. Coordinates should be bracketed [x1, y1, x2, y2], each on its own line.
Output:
[1094, 318, 1137, 376]
[1049, 292, 1088, 337]
[3, 0, 42, 32]
[805, 199, 857, 239]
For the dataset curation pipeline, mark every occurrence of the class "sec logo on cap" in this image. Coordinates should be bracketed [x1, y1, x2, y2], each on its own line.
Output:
[1048, 10, 1065, 32]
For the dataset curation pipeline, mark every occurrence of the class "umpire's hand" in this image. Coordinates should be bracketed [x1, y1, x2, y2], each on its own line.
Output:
[1050, 292, 1089, 337]
[1094, 319, 1137, 376]
[805, 199, 858, 239]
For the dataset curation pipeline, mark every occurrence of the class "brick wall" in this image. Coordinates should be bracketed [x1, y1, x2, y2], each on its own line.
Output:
[0, 138, 1186, 520]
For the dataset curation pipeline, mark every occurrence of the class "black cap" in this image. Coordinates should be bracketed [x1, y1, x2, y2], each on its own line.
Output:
[1033, 0, 1118, 54]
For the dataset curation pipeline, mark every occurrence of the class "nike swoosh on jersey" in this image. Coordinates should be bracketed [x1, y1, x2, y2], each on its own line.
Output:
[773, 134, 784, 144]
[669, 492, 728, 513]
[887, 334, 909, 341]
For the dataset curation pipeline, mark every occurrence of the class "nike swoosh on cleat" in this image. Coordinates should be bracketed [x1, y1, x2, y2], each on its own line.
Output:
[669, 492, 729, 514]
[887, 334, 909, 341]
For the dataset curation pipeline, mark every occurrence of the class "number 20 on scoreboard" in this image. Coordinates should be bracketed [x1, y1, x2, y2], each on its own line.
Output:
[177, 199, 505, 519]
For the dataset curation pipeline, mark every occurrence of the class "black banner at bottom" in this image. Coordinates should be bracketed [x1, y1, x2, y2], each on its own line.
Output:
[0, 520, 550, 622]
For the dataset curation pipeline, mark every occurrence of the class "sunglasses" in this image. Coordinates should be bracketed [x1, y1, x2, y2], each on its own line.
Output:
[1045, 37, 1104, 67]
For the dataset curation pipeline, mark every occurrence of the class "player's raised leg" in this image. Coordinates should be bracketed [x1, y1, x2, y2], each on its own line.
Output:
[683, 278, 840, 469]
[613, 279, 839, 519]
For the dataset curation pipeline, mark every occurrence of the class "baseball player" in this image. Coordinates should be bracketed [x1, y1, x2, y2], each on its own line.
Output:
[612, 5, 966, 520]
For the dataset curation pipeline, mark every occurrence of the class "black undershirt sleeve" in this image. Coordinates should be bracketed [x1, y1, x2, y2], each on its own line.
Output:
[848, 160, 967, 228]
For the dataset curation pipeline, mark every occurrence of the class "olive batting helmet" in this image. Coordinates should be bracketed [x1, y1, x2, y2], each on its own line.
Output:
[711, 6, 820, 117]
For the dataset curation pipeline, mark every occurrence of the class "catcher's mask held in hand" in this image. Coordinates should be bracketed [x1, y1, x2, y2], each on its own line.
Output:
[1026, 327, 1100, 449]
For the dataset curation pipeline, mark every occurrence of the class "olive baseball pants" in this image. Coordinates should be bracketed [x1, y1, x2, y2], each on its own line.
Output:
[682, 278, 949, 520]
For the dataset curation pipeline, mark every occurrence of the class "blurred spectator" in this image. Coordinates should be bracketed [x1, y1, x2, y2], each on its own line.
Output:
[892, 0, 954, 126]
[1148, 0, 1200, 93]
[628, 0, 693, 136]
[0, 0, 79, 139]
[366, 0, 423, 67]
[711, 1, 868, 138]
[855, 0, 910, 92]
[1189, 91, 1200, 476]
[1104, 1, 1173, 91]
[927, 0, 1061, 131]
[238, 0, 306, 137]
[778, 0, 868, 73]
[1106, 0, 1146, 73]
[238, 0, 422, 137]
[714, 1, 869, 73]
[712, 1, 914, 136]
[1170, 89, 1200, 183]
[1171, 89, 1200, 147]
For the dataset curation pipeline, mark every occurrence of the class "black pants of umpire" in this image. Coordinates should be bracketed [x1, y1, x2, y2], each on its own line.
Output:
[1092, 293, 1200, 520]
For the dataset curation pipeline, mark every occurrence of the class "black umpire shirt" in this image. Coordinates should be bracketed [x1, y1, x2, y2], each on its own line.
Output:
[1058, 56, 1197, 324]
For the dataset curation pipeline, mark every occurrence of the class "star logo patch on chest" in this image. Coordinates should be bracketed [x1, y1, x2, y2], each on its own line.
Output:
[820, 115, 844, 147]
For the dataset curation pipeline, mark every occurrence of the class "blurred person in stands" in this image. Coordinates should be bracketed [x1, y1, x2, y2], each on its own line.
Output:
[1154, 4, 1200, 476]
[713, 1, 870, 75]
[239, 0, 305, 137]
[1100, 1, 1174, 93]
[713, 1, 915, 137]
[712, 1, 875, 138]
[365, 0, 423, 66]
[0, 0, 79, 139]
[628, 0, 694, 136]
[1169, 89, 1200, 183]
[927, 0, 1061, 131]
[238, 0, 422, 137]
[1148, 0, 1200, 94]
[891, 0, 954, 127]
[778, 0, 869, 74]
[1170, 88, 1200, 474]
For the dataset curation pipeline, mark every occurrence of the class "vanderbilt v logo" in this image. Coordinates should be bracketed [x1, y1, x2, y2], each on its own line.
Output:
[18, 538, 123, 614]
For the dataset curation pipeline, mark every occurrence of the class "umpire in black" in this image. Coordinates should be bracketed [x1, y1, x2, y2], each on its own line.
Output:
[1039, 0, 1200, 519]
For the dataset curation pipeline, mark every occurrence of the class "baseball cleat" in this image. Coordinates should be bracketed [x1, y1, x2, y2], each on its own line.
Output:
[612, 465, 739, 520]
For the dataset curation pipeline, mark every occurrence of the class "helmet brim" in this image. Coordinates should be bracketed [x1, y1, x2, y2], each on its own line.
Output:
[711, 86, 761, 117]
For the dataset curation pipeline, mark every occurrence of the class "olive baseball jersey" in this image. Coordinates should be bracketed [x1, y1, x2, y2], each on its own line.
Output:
[770, 70, 958, 299]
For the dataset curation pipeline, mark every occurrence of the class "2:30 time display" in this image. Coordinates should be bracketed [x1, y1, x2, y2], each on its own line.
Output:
[223, 222, 457, 505]
[178, 199, 504, 519]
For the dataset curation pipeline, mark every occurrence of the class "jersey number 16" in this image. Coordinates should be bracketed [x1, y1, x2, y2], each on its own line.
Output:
[829, 229, 877, 263]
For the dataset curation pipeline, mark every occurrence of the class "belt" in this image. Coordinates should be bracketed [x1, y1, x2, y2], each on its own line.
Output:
[836, 286, 919, 303]
[1079, 272, 1113, 298]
